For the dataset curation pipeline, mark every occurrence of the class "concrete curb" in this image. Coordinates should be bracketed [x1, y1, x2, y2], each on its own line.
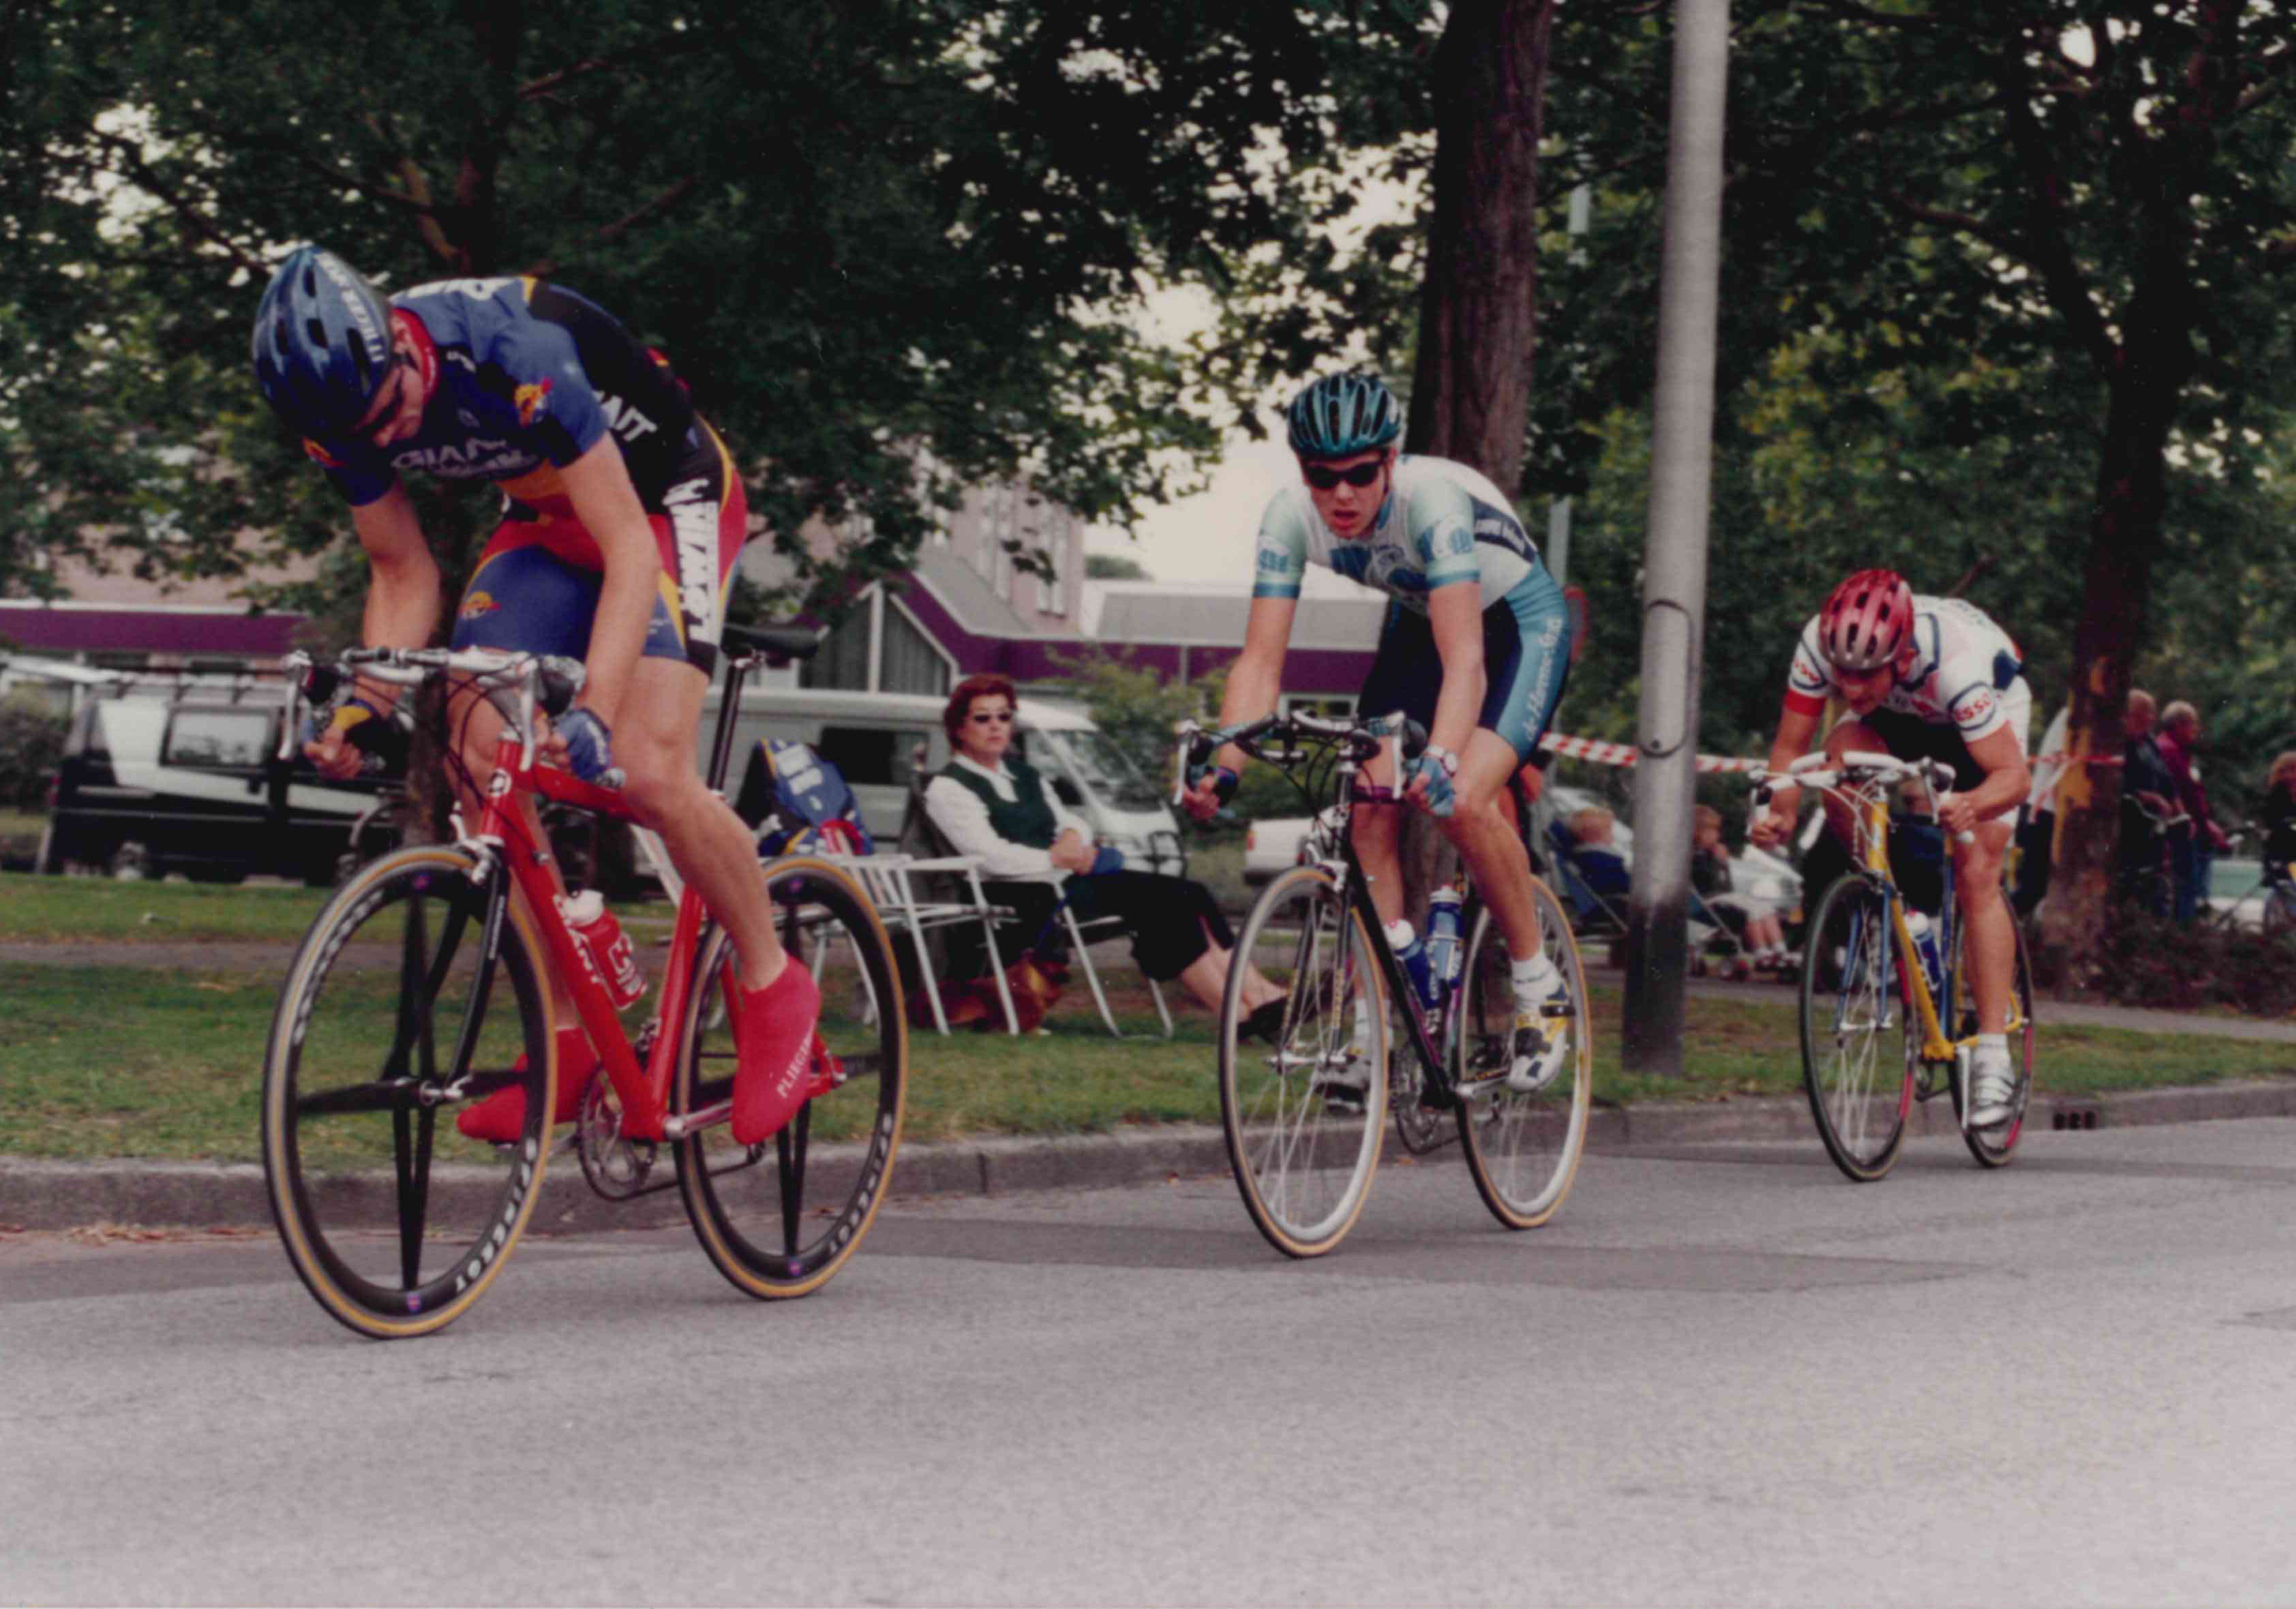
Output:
[5, 1080, 2295, 1233]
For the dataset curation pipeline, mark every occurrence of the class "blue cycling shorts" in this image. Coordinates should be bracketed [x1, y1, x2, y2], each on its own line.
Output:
[1355, 571, 1574, 765]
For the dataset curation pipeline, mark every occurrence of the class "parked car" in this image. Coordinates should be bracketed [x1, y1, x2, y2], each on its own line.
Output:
[1242, 815, 1316, 886]
[38, 690, 404, 884]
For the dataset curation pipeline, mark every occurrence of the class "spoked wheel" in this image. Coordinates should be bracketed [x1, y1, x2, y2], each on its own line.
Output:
[1219, 864, 1389, 1258]
[1951, 909, 2034, 1168]
[261, 847, 553, 1338]
[1389, 1021, 1453, 1156]
[1453, 879, 1592, 1229]
[1799, 875, 1914, 1182]
[674, 856, 906, 1299]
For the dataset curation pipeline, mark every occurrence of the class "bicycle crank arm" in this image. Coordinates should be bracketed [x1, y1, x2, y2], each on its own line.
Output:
[663, 1099, 732, 1140]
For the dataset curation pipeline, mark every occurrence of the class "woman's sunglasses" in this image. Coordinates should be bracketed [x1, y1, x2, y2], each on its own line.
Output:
[968, 710, 1015, 725]
[1302, 459, 1385, 491]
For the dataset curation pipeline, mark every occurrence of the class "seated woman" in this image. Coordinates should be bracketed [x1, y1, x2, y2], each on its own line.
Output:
[922, 673, 1286, 1032]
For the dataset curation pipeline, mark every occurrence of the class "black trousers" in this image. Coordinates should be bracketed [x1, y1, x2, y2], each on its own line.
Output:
[980, 871, 1235, 983]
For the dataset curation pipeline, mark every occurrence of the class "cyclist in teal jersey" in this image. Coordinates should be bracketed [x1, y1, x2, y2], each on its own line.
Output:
[251, 245, 819, 1149]
[1181, 373, 1576, 1091]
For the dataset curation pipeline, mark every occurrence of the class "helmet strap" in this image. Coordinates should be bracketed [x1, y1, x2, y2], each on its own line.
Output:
[392, 307, 438, 402]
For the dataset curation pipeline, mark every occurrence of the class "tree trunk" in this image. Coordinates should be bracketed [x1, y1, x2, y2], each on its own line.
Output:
[2023, 5, 2225, 982]
[1406, 0, 1555, 497]
[2036, 349, 2186, 982]
[1400, 0, 1556, 916]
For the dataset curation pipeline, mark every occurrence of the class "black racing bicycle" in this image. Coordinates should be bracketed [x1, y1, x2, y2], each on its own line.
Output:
[1179, 711, 1592, 1257]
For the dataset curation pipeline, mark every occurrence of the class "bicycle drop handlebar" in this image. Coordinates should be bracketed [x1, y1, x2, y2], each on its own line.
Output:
[1752, 749, 1976, 845]
[1170, 709, 1420, 811]
[277, 646, 588, 768]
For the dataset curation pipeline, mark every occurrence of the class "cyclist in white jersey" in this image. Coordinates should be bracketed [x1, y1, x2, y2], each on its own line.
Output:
[1181, 374, 1576, 1092]
[1749, 570, 2033, 1126]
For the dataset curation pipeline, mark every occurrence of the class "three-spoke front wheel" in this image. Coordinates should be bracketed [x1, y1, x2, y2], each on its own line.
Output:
[1453, 878, 1592, 1229]
[1798, 875, 1914, 1182]
[674, 857, 906, 1299]
[261, 847, 554, 1338]
[1219, 864, 1389, 1258]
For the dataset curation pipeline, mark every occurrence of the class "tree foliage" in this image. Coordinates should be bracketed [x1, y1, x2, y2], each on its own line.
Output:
[0, 0, 1433, 620]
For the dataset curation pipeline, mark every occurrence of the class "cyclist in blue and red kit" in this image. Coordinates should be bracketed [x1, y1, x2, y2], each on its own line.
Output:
[252, 244, 818, 1149]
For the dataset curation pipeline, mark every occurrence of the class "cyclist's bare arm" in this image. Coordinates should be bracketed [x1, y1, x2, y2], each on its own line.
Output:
[1939, 727, 2030, 837]
[306, 488, 442, 780]
[1749, 701, 1822, 847]
[558, 434, 662, 732]
[351, 484, 444, 653]
[1185, 594, 1296, 819]
[1410, 580, 1486, 805]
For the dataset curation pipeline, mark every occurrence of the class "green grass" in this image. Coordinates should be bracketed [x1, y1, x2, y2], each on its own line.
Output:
[0, 869, 684, 947]
[5, 957, 2291, 1164]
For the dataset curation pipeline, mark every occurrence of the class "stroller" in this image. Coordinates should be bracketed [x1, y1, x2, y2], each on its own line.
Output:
[1532, 796, 1753, 977]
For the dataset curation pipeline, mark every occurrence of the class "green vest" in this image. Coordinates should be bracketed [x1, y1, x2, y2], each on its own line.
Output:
[937, 757, 1059, 849]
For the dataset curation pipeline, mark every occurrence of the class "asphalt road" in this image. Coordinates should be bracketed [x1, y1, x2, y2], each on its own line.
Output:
[6, 1119, 2295, 1607]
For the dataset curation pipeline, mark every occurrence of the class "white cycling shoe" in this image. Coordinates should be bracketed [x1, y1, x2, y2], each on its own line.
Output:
[1965, 1049, 2019, 1129]
[1505, 967, 1569, 1093]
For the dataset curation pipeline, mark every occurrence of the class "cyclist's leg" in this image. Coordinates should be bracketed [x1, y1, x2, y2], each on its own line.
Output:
[1350, 604, 1425, 933]
[1952, 822, 2017, 1027]
[1445, 573, 1572, 960]
[442, 532, 604, 1139]
[620, 464, 820, 1145]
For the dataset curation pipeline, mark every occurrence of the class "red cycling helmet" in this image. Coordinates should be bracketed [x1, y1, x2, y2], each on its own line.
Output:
[1817, 569, 1915, 672]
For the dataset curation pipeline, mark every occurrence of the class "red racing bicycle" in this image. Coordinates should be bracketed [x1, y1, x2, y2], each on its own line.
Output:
[260, 629, 905, 1337]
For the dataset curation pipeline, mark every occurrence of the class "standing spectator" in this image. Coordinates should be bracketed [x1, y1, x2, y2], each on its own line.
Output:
[2259, 752, 2296, 921]
[2013, 702, 2071, 918]
[2155, 700, 2229, 925]
[2116, 689, 2177, 913]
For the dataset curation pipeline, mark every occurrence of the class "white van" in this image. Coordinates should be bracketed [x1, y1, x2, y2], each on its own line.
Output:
[699, 687, 1185, 876]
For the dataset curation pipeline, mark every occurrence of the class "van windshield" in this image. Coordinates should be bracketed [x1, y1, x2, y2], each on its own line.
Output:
[1043, 729, 1166, 811]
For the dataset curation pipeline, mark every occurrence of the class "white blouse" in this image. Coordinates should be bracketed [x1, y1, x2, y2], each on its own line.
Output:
[922, 753, 1096, 878]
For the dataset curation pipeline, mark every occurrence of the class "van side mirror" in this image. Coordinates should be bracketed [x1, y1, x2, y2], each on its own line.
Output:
[1051, 776, 1085, 807]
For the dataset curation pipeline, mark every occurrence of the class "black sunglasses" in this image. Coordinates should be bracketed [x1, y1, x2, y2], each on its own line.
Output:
[1303, 459, 1385, 491]
[968, 710, 1015, 725]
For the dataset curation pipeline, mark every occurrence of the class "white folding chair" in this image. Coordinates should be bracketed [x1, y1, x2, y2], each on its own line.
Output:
[819, 848, 1024, 1036]
[994, 868, 1174, 1040]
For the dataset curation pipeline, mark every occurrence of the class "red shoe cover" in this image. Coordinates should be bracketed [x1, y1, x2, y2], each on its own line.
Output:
[455, 1025, 595, 1143]
[731, 960, 824, 1147]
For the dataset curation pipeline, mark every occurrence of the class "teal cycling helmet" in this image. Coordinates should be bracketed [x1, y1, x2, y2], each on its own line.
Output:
[251, 245, 397, 440]
[1284, 373, 1402, 460]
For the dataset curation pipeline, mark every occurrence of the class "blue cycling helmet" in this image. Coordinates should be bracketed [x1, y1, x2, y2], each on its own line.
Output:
[250, 245, 397, 438]
[1284, 373, 1402, 460]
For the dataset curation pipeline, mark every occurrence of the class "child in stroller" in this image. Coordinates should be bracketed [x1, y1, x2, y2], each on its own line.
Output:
[1691, 805, 1792, 975]
[1544, 802, 1763, 977]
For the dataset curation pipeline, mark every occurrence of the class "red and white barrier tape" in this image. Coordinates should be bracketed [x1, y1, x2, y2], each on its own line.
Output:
[1538, 730, 1766, 775]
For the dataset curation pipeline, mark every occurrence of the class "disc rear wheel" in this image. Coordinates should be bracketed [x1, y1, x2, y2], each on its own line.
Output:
[674, 857, 906, 1299]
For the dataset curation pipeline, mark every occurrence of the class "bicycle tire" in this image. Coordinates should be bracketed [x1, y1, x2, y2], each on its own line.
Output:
[1799, 875, 1914, 1182]
[1218, 863, 1389, 1258]
[1952, 912, 2034, 1168]
[674, 856, 906, 1299]
[261, 845, 554, 1338]
[1453, 879, 1592, 1229]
